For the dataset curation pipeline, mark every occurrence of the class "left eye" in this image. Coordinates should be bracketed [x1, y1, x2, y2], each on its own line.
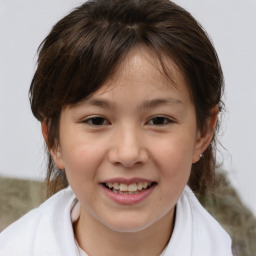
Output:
[147, 116, 173, 126]
[82, 116, 109, 126]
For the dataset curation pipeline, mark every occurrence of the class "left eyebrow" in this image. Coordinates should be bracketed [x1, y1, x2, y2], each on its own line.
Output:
[142, 98, 183, 109]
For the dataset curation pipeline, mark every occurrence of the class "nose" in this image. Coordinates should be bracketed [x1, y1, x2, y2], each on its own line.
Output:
[108, 126, 149, 168]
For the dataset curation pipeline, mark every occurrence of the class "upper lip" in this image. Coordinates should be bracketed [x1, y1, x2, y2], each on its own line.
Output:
[101, 177, 156, 185]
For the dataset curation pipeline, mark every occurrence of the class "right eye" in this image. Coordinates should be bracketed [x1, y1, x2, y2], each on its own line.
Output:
[82, 116, 110, 126]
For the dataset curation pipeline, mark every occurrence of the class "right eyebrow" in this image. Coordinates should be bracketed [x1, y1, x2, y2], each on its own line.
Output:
[82, 98, 113, 108]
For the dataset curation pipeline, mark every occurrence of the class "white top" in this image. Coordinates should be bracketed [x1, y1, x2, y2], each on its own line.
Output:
[0, 186, 233, 256]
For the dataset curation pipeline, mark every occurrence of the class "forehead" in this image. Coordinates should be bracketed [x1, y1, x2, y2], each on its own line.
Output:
[91, 46, 190, 102]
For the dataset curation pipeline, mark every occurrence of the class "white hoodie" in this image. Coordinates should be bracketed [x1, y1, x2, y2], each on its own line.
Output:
[0, 186, 233, 256]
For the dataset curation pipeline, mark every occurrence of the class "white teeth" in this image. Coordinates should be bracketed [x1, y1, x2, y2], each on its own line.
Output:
[106, 182, 152, 192]
[128, 184, 137, 192]
[107, 183, 114, 188]
[113, 183, 119, 190]
[137, 183, 143, 190]
[142, 182, 148, 189]
[120, 184, 128, 191]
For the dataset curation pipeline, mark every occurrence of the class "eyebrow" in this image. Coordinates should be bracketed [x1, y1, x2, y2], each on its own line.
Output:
[142, 98, 183, 108]
[83, 97, 183, 109]
[83, 98, 112, 108]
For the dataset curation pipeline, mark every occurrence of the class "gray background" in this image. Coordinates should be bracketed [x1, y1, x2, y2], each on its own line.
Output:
[0, 0, 255, 215]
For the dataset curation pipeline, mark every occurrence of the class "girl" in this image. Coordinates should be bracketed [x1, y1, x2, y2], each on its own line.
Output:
[0, 0, 233, 255]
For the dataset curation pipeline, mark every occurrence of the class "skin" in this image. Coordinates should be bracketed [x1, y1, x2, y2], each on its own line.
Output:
[42, 47, 217, 256]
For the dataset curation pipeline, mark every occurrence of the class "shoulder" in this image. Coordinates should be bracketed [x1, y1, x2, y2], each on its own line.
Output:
[183, 186, 233, 255]
[165, 186, 233, 256]
[0, 187, 78, 256]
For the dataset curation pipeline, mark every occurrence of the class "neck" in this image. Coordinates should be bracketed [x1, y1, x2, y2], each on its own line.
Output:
[74, 207, 175, 256]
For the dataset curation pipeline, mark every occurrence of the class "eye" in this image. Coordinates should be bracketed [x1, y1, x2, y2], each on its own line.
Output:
[82, 116, 110, 126]
[146, 116, 173, 126]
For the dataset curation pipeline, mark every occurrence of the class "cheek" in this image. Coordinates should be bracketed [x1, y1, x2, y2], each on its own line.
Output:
[152, 141, 193, 211]
[153, 136, 195, 181]
[61, 143, 103, 205]
[60, 137, 104, 181]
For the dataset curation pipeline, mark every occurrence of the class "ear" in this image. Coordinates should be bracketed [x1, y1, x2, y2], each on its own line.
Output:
[192, 105, 219, 163]
[41, 121, 65, 169]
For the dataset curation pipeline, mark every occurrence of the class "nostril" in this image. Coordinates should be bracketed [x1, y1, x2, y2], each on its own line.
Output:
[112, 160, 142, 168]
[108, 149, 148, 168]
[107, 135, 149, 167]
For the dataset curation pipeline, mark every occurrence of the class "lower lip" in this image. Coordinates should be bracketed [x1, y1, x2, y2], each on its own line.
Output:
[101, 184, 156, 205]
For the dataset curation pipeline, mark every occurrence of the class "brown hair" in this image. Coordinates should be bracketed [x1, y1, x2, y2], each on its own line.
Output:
[29, 0, 224, 198]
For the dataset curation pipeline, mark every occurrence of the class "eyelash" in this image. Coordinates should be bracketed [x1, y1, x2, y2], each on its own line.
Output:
[82, 116, 110, 126]
[146, 115, 174, 126]
[82, 115, 174, 126]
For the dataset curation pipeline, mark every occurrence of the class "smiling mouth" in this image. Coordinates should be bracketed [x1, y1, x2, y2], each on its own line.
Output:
[103, 182, 156, 195]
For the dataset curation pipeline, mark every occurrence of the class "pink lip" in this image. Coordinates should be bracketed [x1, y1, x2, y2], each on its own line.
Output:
[100, 180, 157, 205]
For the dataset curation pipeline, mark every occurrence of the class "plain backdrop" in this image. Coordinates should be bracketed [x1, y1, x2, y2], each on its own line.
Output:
[0, 0, 256, 215]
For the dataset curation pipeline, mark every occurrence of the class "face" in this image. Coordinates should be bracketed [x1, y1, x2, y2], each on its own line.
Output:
[50, 47, 212, 234]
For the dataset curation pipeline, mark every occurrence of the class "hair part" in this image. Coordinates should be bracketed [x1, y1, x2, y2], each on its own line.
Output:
[29, 0, 224, 198]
